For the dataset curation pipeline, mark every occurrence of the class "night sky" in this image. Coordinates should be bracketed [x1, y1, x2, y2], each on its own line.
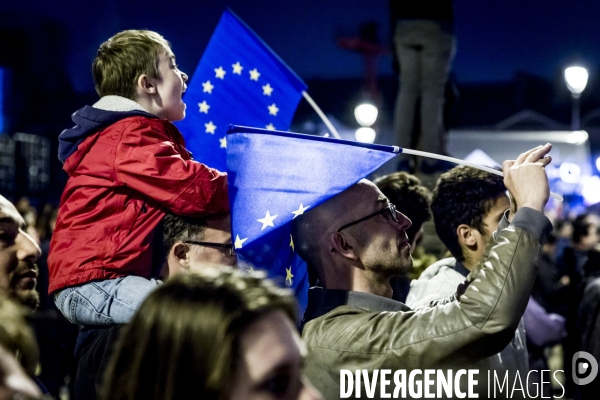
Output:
[2, 0, 600, 93]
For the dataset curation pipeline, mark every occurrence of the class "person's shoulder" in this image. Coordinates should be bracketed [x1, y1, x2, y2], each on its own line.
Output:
[303, 304, 409, 339]
[303, 305, 373, 335]
[416, 257, 458, 280]
[113, 114, 164, 128]
[110, 116, 183, 143]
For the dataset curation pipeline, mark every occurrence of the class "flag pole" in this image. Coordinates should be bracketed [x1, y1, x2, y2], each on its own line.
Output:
[301, 90, 561, 201]
[302, 91, 342, 139]
[401, 148, 563, 201]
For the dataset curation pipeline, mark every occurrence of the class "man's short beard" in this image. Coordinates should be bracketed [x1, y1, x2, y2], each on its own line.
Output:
[353, 228, 412, 276]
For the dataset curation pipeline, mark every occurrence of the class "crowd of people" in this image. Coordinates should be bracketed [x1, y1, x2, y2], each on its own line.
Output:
[0, 28, 599, 400]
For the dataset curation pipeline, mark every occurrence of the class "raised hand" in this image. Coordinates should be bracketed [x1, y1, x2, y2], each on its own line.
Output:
[503, 143, 552, 215]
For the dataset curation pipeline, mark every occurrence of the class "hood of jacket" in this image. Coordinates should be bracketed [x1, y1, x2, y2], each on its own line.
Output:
[58, 95, 156, 164]
[405, 257, 462, 309]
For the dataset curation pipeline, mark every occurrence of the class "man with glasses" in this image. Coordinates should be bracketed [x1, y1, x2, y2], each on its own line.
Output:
[296, 144, 553, 399]
[162, 212, 236, 277]
[73, 212, 236, 399]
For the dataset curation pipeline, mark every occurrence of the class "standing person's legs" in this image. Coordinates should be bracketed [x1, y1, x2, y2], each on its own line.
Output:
[420, 26, 455, 155]
[54, 276, 161, 325]
[393, 21, 422, 151]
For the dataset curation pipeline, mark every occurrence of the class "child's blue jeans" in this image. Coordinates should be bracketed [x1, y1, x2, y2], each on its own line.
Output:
[54, 276, 161, 325]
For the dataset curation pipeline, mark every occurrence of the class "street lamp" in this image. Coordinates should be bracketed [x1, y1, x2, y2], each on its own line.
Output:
[354, 103, 378, 127]
[354, 102, 378, 143]
[564, 66, 588, 130]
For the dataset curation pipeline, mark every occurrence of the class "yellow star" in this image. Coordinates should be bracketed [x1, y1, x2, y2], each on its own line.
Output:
[249, 68, 261, 81]
[219, 136, 227, 149]
[290, 235, 294, 251]
[257, 210, 278, 231]
[234, 234, 248, 249]
[202, 80, 214, 94]
[268, 103, 279, 116]
[204, 121, 216, 134]
[198, 100, 210, 114]
[262, 83, 273, 96]
[214, 66, 226, 79]
[291, 203, 309, 219]
[285, 267, 294, 286]
[232, 61, 243, 75]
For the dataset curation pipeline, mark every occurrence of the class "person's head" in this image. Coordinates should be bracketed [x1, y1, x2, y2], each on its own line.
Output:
[0, 195, 41, 309]
[373, 172, 431, 249]
[572, 213, 600, 250]
[431, 166, 509, 265]
[103, 268, 321, 400]
[163, 213, 236, 277]
[92, 30, 188, 121]
[292, 180, 412, 290]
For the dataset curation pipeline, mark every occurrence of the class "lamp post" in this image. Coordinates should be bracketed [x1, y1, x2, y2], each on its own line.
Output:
[564, 66, 588, 130]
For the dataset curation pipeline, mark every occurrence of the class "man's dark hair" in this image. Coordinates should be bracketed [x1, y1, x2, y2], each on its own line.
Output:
[572, 213, 592, 244]
[431, 166, 506, 261]
[373, 172, 431, 244]
[163, 214, 207, 252]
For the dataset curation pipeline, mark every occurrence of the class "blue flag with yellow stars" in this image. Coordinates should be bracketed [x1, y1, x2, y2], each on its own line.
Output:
[175, 9, 307, 172]
[227, 125, 400, 312]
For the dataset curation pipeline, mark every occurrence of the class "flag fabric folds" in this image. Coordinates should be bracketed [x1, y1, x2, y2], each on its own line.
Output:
[226, 125, 400, 311]
[176, 9, 307, 172]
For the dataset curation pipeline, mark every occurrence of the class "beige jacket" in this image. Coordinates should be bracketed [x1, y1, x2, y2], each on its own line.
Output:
[302, 208, 551, 399]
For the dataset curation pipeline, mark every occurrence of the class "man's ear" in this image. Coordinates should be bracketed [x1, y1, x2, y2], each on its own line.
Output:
[171, 242, 191, 269]
[456, 224, 477, 247]
[330, 232, 359, 260]
[137, 74, 157, 95]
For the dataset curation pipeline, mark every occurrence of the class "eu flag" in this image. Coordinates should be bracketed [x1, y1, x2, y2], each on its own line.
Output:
[176, 10, 307, 172]
[227, 125, 400, 311]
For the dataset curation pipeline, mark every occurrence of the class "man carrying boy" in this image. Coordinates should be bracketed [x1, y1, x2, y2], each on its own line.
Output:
[48, 30, 229, 325]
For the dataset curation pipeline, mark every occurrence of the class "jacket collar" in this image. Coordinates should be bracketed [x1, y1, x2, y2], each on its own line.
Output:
[453, 260, 471, 277]
[93, 95, 150, 113]
[301, 287, 411, 331]
[58, 96, 156, 164]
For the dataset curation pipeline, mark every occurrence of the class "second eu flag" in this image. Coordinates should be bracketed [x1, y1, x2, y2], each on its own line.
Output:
[227, 125, 400, 311]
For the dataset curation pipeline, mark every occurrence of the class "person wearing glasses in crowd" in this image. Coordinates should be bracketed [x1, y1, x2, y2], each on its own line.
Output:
[162, 212, 236, 276]
[294, 145, 553, 399]
[73, 212, 236, 400]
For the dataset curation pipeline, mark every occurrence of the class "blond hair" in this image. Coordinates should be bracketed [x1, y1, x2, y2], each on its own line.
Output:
[102, 267, 297, 400]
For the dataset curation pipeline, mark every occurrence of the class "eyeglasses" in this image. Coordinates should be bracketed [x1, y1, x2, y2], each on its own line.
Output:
[182, 240, 236, 256]
[336, 203, 399, 232]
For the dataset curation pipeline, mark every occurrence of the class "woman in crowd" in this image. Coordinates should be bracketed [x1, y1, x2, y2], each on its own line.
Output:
[102, 267, 321, 400]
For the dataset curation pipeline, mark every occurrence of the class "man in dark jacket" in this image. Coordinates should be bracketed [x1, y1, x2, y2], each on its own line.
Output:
[559, 213, 600, 398]
[295, 145, 553, 399]
[575, 251, 600, 400]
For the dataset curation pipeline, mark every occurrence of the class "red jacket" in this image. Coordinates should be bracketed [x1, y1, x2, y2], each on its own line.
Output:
[48, 113, 228, 293]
